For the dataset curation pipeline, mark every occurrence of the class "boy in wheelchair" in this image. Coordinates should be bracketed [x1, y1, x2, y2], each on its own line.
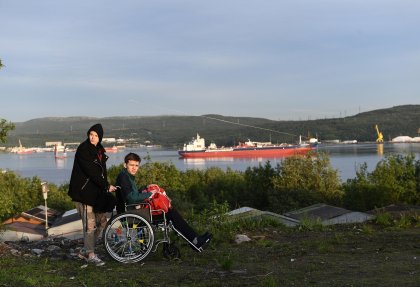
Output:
[115, 152, 212, 251]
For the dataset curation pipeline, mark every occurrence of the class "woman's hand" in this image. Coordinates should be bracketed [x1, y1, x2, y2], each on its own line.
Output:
[108, 185, 117, 192]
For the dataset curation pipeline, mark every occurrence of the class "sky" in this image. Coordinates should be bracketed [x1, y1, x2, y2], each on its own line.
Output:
[1, 0, 420, 122]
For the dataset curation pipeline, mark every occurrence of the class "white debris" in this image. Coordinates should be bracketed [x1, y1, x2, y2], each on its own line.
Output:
[234, 234, 251, 244]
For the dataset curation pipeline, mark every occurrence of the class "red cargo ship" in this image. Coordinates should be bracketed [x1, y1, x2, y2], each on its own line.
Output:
[178, 134, 316, 158]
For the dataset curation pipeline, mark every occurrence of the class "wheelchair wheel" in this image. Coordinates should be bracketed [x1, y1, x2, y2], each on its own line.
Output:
[162, 242, 180, 260]
[103, 213, 154, 263]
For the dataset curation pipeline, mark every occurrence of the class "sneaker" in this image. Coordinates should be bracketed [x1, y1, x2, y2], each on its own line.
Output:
[193, 232, 213, 250]
[87, 255, 105, 266]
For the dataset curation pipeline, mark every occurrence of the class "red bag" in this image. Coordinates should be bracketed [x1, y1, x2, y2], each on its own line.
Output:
[143, 184, 172, 215]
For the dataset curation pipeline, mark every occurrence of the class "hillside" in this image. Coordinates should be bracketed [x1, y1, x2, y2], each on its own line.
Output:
[4, 105, 420, 148]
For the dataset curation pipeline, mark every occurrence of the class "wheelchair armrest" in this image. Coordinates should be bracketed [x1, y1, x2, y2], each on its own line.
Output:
[126, 202, 152, 210]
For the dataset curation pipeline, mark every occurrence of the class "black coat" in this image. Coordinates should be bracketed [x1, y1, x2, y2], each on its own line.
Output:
[68, 139, 110, 206]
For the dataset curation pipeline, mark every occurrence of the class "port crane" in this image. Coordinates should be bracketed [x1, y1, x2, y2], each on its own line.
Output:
[375, 124, 384, 143]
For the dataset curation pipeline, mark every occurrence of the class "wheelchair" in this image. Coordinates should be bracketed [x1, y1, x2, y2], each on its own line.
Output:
[103, 202, 204, 263]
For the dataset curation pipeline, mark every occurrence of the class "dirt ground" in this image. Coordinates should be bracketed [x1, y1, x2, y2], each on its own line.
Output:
[1, 224, 419, 287]
[135, 225, 420, 287]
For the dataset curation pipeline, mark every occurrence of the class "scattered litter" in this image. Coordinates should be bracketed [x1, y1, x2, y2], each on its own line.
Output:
[77, 254, 87, 261]
[80, 264, 88, 269]
[31, 248, 44, 256]
[235, 234, 251, 244]
[10, 249, 21, 256]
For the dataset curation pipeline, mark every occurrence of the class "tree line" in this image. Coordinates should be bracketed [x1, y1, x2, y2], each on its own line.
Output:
[1, 152, 419, 222]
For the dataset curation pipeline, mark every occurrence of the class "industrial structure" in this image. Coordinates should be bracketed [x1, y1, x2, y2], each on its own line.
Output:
[375, 124, 384, 143]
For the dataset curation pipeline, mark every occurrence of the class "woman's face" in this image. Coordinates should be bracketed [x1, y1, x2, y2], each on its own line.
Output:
[125, 160, 140, 176]
[89, 131, 99, 146]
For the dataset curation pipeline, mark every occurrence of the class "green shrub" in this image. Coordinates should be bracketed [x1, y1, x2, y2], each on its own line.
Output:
[0, 171, 44, 221]
[271, 152, 343, 213]
[344, 154, 420, 211]
[375, 212, 393, 226]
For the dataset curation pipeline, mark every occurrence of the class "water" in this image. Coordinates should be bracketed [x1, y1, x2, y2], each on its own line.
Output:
[1, 143, 420, 186]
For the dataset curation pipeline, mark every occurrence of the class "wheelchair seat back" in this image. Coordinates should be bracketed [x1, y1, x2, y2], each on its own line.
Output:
[115, 187, 126, 214]
[126, 204, 152, 222]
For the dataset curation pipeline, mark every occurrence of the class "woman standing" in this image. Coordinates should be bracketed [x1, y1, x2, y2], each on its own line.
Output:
[68, 123, 116, 266]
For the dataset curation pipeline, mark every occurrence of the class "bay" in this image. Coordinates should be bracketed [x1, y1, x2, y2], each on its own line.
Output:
[1, 143, 420, 186]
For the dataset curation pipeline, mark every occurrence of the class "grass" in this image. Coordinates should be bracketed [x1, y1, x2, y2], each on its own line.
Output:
[1, 216, 419, 286]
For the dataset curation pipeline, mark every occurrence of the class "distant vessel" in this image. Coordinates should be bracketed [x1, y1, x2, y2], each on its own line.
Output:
[54, 144, 67, 159]
[13, 140, 34, 154]
[105, 146, 118, 153]
[178, 134, 316, 158]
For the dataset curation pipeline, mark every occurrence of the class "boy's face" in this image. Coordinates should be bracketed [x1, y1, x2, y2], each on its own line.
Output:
[125, 160, 140, 176]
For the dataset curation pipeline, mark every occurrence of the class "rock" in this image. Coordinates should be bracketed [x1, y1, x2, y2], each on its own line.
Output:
[47, 245, 61, 252]
[20, 236, 30, 243]
[31, 248, 44, 256]
[2, 236, 93, 263]
[234, 234, 251, 244]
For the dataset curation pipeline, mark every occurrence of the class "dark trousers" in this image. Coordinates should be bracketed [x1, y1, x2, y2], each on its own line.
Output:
[166, 208, 197, 241]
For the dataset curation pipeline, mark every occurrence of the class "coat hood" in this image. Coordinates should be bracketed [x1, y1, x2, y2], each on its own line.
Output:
[87, 123, 104, 142]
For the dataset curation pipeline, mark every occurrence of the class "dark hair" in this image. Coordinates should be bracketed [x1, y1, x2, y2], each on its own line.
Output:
[124, 152, 141, 164]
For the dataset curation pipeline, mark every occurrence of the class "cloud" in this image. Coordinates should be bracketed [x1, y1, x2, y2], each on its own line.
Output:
[1, 0, 420, 122]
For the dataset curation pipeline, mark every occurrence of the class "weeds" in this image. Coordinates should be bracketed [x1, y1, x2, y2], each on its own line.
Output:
[361, 224, 374, 234]
[189, 201, 285, 245]
[258, 276, 278, 287]
[394, 214, 413, 229]
[414, 214, 420, 227]
[255, 239, 277, 248]
[374, 211, 420, 229]
[375, 212, 393, 226]
[217, 252, 235, 271]
[297, 216, 325, 231]
[332, 232, 345, 243]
